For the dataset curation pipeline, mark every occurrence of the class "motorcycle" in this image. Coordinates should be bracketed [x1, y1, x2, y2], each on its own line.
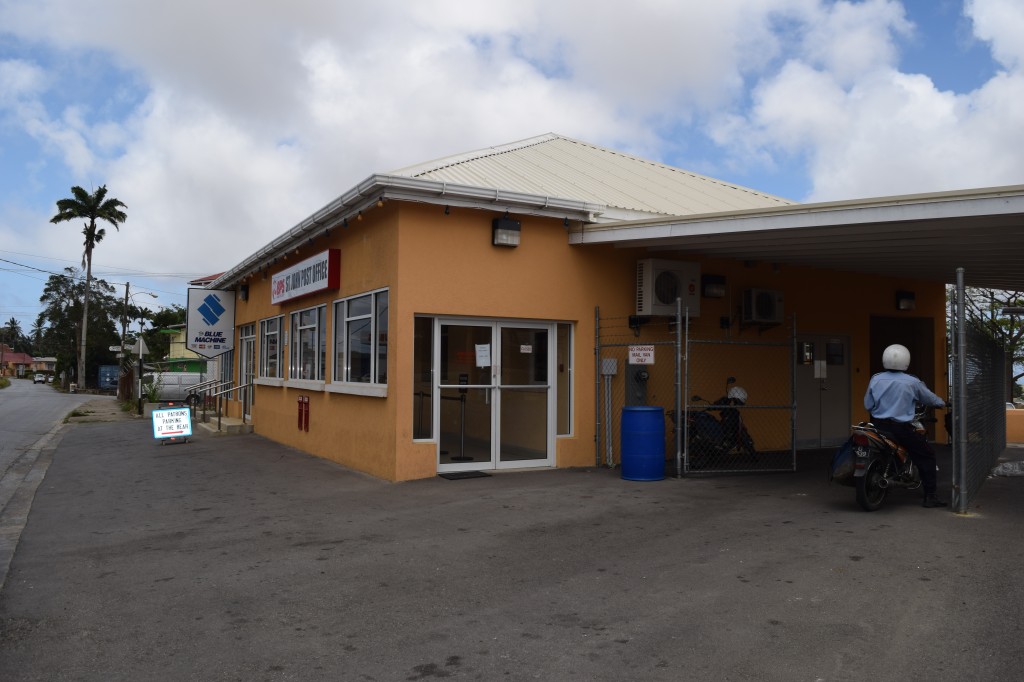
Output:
[685, 377, 756, 468]
[835, 406, 932, 511]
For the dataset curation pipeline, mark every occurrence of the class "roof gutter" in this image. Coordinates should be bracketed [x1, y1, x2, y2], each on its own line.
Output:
[210, 174, 604, 290]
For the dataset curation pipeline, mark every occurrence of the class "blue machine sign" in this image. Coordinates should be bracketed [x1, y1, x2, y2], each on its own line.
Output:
[187, 288, 236, 358]
[152, 407, 193, 440]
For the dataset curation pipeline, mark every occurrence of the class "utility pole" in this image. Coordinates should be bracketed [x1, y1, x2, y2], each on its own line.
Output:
[119, 282, 130, 401]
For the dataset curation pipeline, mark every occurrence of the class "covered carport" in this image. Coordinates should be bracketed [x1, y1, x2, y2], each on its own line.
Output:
[573, 184, 1024, 512]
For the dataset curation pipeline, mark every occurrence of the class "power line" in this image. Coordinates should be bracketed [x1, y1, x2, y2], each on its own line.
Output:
[0, 249, 207, 279]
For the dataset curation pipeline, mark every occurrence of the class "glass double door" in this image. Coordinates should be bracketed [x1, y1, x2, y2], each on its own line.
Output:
[437, 320, 554, 471]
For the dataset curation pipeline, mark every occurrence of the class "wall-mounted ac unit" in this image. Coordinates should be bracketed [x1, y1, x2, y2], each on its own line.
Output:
[636, 259, 700, 317]
[742, 288, 784, 324]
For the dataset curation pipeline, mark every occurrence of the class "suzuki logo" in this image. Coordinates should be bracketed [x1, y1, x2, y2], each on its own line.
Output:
[197, 293, 226, 326]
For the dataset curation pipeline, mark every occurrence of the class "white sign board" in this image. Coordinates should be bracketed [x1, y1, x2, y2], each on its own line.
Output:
[270, 249, 340, 305]
[628, 345, 656, 365]
[187, 288, 235, 359]
[152, 407, 193, 440]
[475, 343, 491, 368]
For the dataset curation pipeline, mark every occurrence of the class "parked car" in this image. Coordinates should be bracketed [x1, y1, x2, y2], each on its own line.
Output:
[33, 373, 46, 384]
[1007, 403, 1016, 410]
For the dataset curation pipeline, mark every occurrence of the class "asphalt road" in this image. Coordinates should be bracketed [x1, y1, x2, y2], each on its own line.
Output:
[0, 378, 92, 481]
[1, 413, 1023, 680]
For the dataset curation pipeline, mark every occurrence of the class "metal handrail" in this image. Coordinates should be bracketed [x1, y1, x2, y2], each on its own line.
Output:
[191, 377, 224, 393]
[203, 381, 254, 432]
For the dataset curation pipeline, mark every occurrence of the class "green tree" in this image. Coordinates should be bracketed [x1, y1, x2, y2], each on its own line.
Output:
[959, 287, 1024, 401]
[30, 320, 45, 352]
[37, 269, 123, 386]
[50, 185, 127, 387]
[2, 317, 29, 353]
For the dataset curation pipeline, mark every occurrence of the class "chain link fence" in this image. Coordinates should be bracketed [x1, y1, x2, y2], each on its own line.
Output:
[595, 305, 795, 477]
[594, 308, 681, 475]
[951, 271, 1007, 511]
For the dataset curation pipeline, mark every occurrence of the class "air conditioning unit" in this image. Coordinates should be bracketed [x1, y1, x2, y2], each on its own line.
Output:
[742, 288, 784, 324]
[636, 259, 700, 317]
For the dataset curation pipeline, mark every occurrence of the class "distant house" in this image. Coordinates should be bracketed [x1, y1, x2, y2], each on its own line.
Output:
[160, 324, 209, 373]
[0, 344, 34, 378]
[32, 357, 57, 374]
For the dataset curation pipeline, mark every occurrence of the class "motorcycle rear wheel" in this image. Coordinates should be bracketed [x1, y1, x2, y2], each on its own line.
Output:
[855, 459, 888, 511]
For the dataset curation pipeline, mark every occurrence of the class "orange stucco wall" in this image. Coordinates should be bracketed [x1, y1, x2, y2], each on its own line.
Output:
[226, 200, 948, 481]
[1007, 409, 1024, 443]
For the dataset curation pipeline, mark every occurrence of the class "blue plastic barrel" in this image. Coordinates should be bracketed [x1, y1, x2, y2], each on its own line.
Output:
[620, 406, 666, 481]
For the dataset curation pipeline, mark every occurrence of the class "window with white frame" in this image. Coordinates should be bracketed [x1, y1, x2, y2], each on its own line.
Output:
[290, 305, 326, 381]
[259, 316, 284, 378]
[333, 289, 388, 385]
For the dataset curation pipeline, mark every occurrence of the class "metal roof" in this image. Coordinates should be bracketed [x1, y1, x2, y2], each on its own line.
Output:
[210, 134, 1024, 292]
[390, 133, 793, 221]
[571, 184, 1024, 289]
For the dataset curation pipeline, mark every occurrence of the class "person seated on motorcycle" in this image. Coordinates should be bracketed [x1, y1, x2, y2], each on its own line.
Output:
[715, 386, 756, 456]
[864, 344, 948, 508]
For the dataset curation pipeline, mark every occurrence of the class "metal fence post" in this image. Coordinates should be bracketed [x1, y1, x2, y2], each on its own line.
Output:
[955, 268, 968, 513]
[594, 306, 602, 467]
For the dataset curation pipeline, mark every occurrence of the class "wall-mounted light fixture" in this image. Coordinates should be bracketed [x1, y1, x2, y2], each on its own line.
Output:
[895, 290, 916, 311]
[376, 197, 385, 208]
[444, 205, 450, 215]
[342, 217, 348, 228]
[701, 274, 727, 298]
[492, 215, 521, 247]
[357, 211, 363, 221]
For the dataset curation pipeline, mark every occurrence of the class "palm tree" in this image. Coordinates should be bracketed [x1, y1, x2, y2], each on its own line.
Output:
[50, 185, 127, 387]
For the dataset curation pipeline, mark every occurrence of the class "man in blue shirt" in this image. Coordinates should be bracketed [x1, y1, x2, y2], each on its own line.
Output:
[864, 344, 948, 508]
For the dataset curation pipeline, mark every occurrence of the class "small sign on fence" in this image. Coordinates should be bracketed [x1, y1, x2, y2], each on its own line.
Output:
[628, 345, 656, 365]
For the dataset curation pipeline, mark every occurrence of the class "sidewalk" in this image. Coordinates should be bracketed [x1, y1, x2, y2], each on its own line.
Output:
[1, 412, 1023, 680]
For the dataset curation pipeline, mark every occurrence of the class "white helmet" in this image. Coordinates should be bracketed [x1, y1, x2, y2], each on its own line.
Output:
[882, 344, 911, 371]
[727, 386, 748, 403]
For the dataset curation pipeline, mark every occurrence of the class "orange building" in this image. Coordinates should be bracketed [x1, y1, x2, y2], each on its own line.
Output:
[202, 134, 1024, 481]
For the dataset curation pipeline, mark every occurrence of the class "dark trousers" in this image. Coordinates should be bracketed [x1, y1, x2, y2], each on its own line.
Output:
[875, 419, 938, 495]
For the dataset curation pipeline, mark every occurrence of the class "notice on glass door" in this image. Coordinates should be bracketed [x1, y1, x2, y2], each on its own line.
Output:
[475, 343, 491, 367]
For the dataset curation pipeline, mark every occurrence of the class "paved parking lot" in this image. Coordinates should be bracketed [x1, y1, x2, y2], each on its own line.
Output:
[2, 411, 1023, 680]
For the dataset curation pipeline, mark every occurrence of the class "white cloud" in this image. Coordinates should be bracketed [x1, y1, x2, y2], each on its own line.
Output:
[1, 0, 1024, 291]
[715, 0, 1024, 200]
[967, 0, 1024, 70]
[0, 58, 48, 101]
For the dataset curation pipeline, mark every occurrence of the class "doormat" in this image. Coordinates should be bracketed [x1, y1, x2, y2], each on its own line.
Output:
[438, 471, 491, 480]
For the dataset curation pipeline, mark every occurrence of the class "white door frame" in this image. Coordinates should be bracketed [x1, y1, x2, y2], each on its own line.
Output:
[435, 318, 556, 472]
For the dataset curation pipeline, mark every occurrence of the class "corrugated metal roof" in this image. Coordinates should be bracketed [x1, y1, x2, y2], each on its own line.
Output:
[389, 133, 793, 221]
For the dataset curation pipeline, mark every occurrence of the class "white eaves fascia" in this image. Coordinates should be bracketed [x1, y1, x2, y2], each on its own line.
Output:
[569, 184, 1024, 245]
[209, 174, 606, 290]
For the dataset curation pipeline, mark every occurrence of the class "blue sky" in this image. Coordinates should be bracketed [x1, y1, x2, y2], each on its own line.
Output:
[2, 0, 1023, 337]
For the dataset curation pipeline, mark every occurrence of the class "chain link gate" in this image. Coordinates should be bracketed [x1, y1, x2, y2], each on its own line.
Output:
[684, 325, 796, 474]
[595, 303, 796, 477]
